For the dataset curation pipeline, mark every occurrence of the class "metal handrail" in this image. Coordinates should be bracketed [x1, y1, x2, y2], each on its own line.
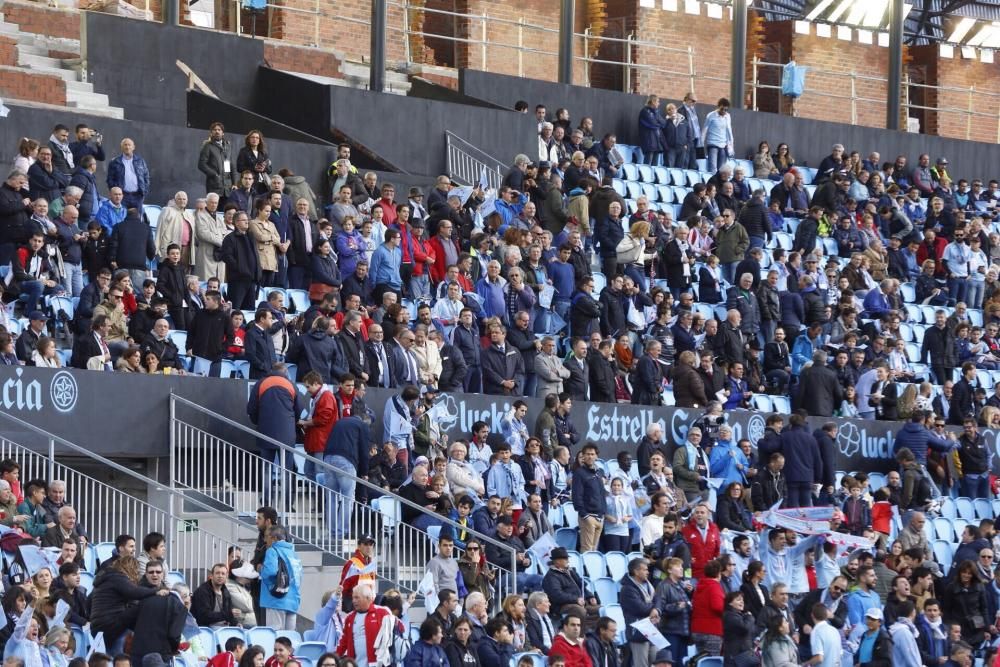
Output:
[168, 393, 519, 561]
[445, 131, 507, 168]
[0, 412, 237, 582]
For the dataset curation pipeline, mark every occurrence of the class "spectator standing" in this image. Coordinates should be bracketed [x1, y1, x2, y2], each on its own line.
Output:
[621, 558, 659, 667]
[335, 583, 396, 667]
[323, 415, 369, 540]
[701, 98, 734, 173]
[198, 122, 237, 205]
[259, 526, 301, 630]
[638, 95, 666, 166]
[690, 559, 725, 656]
[247, 362, 303, 508]
[573, 443, 607, 552]
[779, 413, 821, 507]
[106, 138, 149, 212]
[678, 93, 702, 170]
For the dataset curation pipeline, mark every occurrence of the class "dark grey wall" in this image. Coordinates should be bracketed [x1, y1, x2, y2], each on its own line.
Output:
[0, 102, 331, 207]
[83, 12, 263, 126]
[254, 68, 535, 177]
[460, 69, 1000, 183]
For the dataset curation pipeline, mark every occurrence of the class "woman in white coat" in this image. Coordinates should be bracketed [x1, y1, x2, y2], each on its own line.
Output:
[446, 441, 485, 501]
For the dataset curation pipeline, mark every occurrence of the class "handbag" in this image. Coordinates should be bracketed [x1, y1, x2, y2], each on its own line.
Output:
[616, 235, 642, 264]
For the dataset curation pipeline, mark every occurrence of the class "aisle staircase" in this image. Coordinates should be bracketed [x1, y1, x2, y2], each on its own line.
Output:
[0, 1, 124, 118]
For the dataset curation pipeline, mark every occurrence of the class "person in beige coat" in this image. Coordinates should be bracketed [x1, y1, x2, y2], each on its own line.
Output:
[193, 193, 229, 283]
[156, 191, 195, 267]
[412, 324, 443, 386]
[534, 336, 571, 397]
[446, 441, 485, 501]
[249, 199, 283, 285]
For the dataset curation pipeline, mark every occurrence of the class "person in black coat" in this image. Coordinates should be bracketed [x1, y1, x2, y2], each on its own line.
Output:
[679, 184, 709, 220]
[506, 314, 539, 393]
[780, 413, 822, 508]
[140, 320, 184, 371]
[27, 148, 69, 202]
[697, 262, 723, 304]
[599, 277, 628, 337]
[594, 206, 626, 278]
[156, 245, 191, 331]
[130, 579, 189, 666]
[950, 363, 977, 425]
[437, 337, 467, 392]
[89, 556, 165, 650]
[570, 281, 603, 338]
[662, 232, 695, 297]
[190, 564, 238, 627]
[220, 211, 261, 311]
[631, 340, 664, 406]
[109, 209, 156, 273]
[589, 340, 618, 404]
[0, 171, 32, 263]
[481, 328, 525, 396]
[69, 157, 100, 223]
[187, 291, 233, 366]
[286, 316, 345, 384]
[71, 314, 110, 370]
[796, 349, 843, 417]
[563, 339, 590, 402]
[792, 579, 849, 639]
[309, 238, 341, 290]
[722, 596, 756, 664]
[812, 424, 838, 498]
[737, 192, 772, 248]
[715, 484, 752, 532]
[243, 309, 278, 380]
[739, 563, 769, 621]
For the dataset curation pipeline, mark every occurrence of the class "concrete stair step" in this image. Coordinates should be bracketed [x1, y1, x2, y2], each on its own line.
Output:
[66, 88, 108, 106]
[18, 50, 66, 69]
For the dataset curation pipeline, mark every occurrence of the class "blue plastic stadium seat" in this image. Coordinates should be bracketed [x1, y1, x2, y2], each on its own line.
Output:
[582, 551, 606, 579]
[622, 164, 639, 181]
[594, 577, 619, 605]
[654, 167, 670, 185]
[555, 527, 577, 551]
[637, 165, 654, 183]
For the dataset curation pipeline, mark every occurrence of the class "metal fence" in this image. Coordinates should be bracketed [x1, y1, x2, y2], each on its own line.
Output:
[168, 393, 520, 602]
[0, 411, 235, 584]
[445, 131, 505, 190]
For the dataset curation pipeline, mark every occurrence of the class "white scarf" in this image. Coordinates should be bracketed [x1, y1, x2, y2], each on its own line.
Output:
[49, 134, 73, 169]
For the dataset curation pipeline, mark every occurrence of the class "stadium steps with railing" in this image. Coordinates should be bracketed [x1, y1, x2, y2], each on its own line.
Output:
[292, 59, 412, 95]
[0, 1, 125, 118]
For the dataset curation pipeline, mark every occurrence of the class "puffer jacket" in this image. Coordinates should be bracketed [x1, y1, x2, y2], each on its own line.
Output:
[654, 578, 690, 636]
[89, 567, 158, 635]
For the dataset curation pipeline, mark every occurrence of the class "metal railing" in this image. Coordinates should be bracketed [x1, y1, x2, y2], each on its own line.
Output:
[446, 131, 506, 191]
[749, 57, 1000, 139]
[168, 393, 519, 601]
[0, 411, 236, 584]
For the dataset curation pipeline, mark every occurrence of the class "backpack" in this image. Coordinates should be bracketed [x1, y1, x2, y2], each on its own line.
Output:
[270, 553, 290, 597]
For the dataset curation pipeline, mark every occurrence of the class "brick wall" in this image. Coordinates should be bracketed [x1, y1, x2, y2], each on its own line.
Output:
[0, 65, 66, 104]
[3, 1, 80, 39]
[263, 40, 341, 78]
[0, 36, 17, 67]
[911, 45, 1000, 142]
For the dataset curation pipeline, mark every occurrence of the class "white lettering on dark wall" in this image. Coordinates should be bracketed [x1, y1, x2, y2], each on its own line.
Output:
[1, 368, 42, 412]
[586, 405, 666, 443]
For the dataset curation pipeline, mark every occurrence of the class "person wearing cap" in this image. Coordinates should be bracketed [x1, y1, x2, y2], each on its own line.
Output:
[191, 562, 239, 628]
[406, 213, 435, 302]
[225, 560, 257, 627]
[852, 606, 892, 667]
[14, 311, 47, 364]
[340, 533, 377, 612]
[408, 186, 428, 224]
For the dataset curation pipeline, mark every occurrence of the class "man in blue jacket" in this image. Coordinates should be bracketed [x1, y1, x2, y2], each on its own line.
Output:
[779, 413, 822, 508]
[572, 443, 608, 552]
[247, 363, 304, 508]
[403, 618, 448, 667]
[324, 415, 370, 540]
[477, 617, 515, 667]
[106, 138, 150, 212]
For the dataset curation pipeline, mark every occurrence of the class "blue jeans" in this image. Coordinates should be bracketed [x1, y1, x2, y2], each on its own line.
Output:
[123, 192, 145, 213]
[786, 482, 813, 508]
[685, 144, 701, 170]
[748, 235, 765, 250]
[705, 145, 727, 173]
[662, 635, 689, 667]
[968, 280, 985, 309]
[20, 279, 44, 314]
[409, 274, 431, 302]
[61, 262, 83, 297]
[722, 262, 740, 285]
[324, 454, 358, 538]
[959, 474, 990, 499]
[948, 276, 969, 306]
[666, 147, 686, 169]
[128, 269, 150, 292]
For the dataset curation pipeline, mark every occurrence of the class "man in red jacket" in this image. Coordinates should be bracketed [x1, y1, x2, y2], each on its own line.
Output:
[299, 371, 335, 481]
[550, 614, 593, 667]
[335, 583, 396, 667]
[680, 503, 721, 579]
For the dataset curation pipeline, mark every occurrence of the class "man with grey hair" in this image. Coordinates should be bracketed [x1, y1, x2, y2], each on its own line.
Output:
[503, 154, 531, 192]
[49, 183, 82, 221]
[526, 591, 556, 653]
[194, 192, 228, 283]
[463, 591, 489, 644]
[798, 348, 843, 417]
[726, 273, 761, 345]
[817, 143, 845, 183]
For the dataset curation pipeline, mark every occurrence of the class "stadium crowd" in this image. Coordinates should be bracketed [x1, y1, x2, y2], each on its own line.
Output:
[0, 95, 999, 667]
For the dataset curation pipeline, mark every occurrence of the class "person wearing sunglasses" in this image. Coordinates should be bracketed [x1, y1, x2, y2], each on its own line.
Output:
[792, 574, 849, 655]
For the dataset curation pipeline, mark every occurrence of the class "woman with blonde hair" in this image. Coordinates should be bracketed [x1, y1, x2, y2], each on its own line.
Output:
[501, 594, 530, 651]
[446, 441, 485, 501]
[617, 220, 653, 290]
[13, 138, 39, 173]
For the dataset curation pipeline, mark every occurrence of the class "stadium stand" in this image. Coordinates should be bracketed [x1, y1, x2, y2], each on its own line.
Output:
[3, 3, 1000, 667]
